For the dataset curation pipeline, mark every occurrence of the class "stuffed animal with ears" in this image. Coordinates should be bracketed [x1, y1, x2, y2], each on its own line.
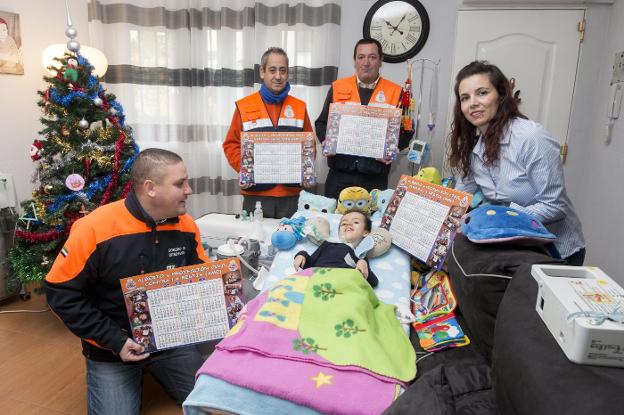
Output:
[298, 190, 337, 214]
[370, 188, 395, 220]
[335, 187, 371, 215]
[271, 216, 307, 251]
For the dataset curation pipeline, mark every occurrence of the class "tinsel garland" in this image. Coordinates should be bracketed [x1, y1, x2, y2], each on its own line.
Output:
[46, 140, 139, 214]
[8, 244, 47, 282]
[99, 130, 126, 205]
[15, 227, 65, 243]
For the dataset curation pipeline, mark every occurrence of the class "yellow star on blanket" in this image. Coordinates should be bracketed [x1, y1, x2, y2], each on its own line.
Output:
[310, 371, 334, 388]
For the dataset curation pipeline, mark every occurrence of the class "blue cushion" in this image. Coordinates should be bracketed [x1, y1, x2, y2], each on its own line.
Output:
[462, 205, 555, 244]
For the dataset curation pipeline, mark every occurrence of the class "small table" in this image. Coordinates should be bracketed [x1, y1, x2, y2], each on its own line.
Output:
[195, 213, 281, 250]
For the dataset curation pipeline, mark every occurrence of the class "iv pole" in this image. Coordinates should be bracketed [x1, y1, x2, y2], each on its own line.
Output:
[409, 58, 440, 175]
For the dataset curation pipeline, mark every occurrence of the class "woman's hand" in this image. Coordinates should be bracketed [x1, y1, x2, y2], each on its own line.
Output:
[356, 259, 369, 279]
[293, 255, 306, 270]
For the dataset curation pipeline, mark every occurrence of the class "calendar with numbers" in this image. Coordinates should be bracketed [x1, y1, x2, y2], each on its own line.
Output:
[323, 103, 401, 161]
[120, 259, 245, 353]
[239, 132, 316, 188]
[380, 175, 473, 269]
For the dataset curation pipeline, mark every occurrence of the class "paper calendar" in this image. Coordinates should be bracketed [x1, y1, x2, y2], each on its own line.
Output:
[120, 259, 245, 353]
[239, 132, 316, 188]
[380, 175, 472, 269]
[323, 103, 401, 161]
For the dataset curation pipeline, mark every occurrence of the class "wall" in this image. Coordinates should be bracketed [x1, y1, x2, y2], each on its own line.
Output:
[565, 1, 624, 280]
[1, 0, 621, 279]
[0, 0, 89, 209]
[339, 0, 461, 185]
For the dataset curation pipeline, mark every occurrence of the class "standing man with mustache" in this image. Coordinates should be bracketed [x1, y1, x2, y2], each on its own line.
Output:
[223, 47, 313, 218]
[315, 38, 413, 200]
[44, 148, 208, 414]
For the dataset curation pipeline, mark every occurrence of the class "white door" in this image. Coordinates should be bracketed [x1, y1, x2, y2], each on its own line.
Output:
[451, 9, 584, 146]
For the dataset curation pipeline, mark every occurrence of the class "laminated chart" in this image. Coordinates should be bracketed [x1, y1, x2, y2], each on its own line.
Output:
[120, 259, 245, 352]
[239, 131, 316, 188]
[380, 175, 472, 269]
[323, 103, 401, 161]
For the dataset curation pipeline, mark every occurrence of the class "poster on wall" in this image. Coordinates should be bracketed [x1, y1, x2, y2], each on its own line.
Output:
[0, 11, 24, 75]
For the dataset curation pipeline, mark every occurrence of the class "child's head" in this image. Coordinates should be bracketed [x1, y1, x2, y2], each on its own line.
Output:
[338, 211, 371, 245]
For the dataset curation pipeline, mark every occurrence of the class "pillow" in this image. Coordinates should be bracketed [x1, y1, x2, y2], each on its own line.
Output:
[370, 188, 394, 220]
[462, 204, 555, 244]
[298, 190, 336, 214]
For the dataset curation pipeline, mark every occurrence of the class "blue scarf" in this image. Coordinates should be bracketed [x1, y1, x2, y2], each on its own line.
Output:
[259, 83, 291, 104]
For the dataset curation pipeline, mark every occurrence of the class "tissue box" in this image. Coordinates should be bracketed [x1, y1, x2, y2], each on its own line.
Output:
[532, 265, 624, 367]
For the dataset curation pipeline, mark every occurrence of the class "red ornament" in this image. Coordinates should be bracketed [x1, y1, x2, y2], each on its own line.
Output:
[30, 140, 44, 161]
[84, 157, 91, 180]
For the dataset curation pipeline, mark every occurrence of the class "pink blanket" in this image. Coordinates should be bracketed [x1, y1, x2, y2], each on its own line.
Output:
[197, 269, 415, 414]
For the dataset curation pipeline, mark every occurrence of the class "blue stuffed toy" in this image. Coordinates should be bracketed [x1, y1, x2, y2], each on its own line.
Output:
[297, 190, 337, 214]
[271, 216, 307, 251]
[462, 204, 555, 244]
[370, 188, 395, 220]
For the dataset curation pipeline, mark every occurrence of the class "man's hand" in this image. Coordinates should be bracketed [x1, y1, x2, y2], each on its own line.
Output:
[293, 255, 306, 270]
[375, 158, 393, 165]
[119, 338, 150, 362]
[356, 259, 369, 279]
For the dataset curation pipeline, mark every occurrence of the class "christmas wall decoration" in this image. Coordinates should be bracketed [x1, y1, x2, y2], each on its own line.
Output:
[8, 19, 139, 285]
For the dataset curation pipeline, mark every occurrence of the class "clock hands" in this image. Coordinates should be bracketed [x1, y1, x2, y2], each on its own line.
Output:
[384, 15, 408, 37]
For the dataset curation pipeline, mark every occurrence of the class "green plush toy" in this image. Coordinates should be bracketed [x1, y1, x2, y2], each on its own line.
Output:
[415, 167, 442, 185]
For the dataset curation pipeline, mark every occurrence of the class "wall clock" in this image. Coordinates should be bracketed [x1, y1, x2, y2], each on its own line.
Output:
[363, 0, 430, 63]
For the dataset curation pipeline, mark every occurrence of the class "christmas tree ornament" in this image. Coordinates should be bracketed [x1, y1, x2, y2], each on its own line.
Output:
[61, 126, 70, 136]
[65, 26, 77, 39]
[45, 184, 54, 191]
[84, 157, 91, 180]
[63, 58, 79, 82]
[78, 118, 89, 129]
[67, 39, 80, 53]
[30, 140, 44, 161]
[93, 96, 103, 106]
[65, 173, 85, 191]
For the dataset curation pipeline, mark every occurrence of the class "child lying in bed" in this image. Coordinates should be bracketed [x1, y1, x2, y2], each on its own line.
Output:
[293, 211, 379, 287]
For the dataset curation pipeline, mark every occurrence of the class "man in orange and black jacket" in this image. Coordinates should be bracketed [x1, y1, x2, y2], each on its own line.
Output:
[44, 148, 208, 414]
[223, 46, 313, 218]
[315, 38, 413, 200]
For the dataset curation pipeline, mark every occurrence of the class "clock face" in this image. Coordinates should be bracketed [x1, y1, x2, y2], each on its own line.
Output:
[363, 0, 430, 63]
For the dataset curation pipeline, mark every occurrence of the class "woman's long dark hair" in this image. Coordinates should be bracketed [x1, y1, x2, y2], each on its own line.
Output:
[447, 61, 526, 178]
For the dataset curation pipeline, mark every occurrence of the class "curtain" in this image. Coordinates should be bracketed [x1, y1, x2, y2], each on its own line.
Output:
[88, 0, 341, 218]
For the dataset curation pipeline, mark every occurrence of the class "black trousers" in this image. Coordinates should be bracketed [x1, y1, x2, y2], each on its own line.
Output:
[324, 168, 388, 200]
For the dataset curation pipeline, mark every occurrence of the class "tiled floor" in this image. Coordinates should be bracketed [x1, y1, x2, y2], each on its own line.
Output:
[0, 291, 180, 415]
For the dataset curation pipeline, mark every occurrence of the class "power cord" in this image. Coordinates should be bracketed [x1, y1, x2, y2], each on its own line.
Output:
[0, 306, 50, 314]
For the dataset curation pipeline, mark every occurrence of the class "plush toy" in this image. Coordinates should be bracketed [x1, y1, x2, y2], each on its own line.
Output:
[354, 227, 392, 259]
[415, 167, 442, 185]
[271, 216, 307, 251]
[298, 190, 337, 214]
[304, 216, 330, 246]
[462, 204, 556, 244]
[336, 187, 371, 215]
[370, 188, 395, 220]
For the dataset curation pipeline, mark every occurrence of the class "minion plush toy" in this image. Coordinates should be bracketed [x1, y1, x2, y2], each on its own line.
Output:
[335, 187, 371, 215]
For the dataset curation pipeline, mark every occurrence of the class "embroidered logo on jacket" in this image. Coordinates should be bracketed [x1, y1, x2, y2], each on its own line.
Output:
[284, 105, 294, 118]
[168, 246, 186, 258]
[375, 91, 386, 103]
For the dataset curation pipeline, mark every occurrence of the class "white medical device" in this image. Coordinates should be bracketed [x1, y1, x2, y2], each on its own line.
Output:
[532, 265, 624, 367]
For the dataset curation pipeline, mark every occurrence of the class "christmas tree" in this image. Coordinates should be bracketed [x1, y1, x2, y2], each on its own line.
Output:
[8, 43, 139, 287]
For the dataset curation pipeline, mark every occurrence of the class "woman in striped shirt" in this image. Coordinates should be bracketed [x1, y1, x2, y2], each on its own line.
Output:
[447, 61, 585, 265]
